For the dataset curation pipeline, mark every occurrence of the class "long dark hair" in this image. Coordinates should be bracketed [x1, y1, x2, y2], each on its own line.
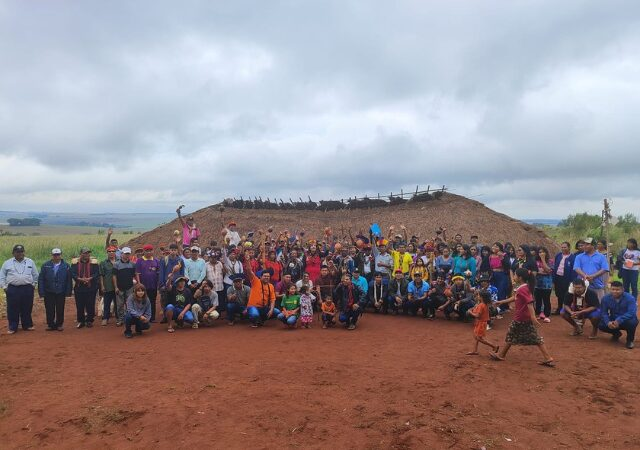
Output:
[628, 238, 638, 250]
[515, 267, 535, 292]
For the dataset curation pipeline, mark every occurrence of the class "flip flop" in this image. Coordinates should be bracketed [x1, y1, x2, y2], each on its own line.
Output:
[588, 335, 598, 340]
[489, 352, 504, 361]
[538, 360, 555, 368]
[167, 327, 175, 333]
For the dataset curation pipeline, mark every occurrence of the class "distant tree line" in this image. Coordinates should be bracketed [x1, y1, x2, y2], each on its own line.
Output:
[7, 218, 41, 227]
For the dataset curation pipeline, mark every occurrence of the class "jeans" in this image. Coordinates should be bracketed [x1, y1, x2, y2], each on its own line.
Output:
[339, 309, 360, 326]
[385, 295, 403, 314]
[247, 306, 281, 324]
[621, 268, 639, 299]
[103, 291, 116, 320]
[492, 271, 509, 301]
[534, 288, 552, 317]
[124, 313, 151, 333]
[75, 290, 97, 324]
[598, 317, 638, 343]
[44, 292, 66, 327]
[278, 312, 298, 326]
[165, 304, 194, 323]
[116, 288, 133, 323]
[445, 300, 474, 320]
[403, 298, 422, 316]
[322, 313, 336, 324]
[226, 302, 245, 322]
[6, 284, 34, 331]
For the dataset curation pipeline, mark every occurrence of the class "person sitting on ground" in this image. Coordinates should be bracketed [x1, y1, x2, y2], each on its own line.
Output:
[124, 284, 152, 338]
[191, 280, 220, 328]
[425, 274, 450, 319]
[561, 279, 600, 339]
[277, 284, 300, 329]
[387, 269, 409, 315]
[351, 268, 368, 295]
[321, 296, 337, 328]
[406, 272, 429, 316]
[226, 274, 250, 326]
[367, 272, 388, 313]
[164, 276, 195, 333]
[275, 273, 294, 309]
[333, 274, 366, 330]
[597, 281, 637, 349]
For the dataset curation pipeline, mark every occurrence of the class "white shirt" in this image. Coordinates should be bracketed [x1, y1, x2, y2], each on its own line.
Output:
[225, 229, 241, 246]
[0, 257, 38, 288]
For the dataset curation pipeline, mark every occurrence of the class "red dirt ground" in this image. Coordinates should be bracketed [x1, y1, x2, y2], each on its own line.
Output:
[1, 300, 638, 450]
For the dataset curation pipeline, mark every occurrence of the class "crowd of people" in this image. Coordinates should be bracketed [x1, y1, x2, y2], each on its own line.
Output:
[1, 206, 638, 362]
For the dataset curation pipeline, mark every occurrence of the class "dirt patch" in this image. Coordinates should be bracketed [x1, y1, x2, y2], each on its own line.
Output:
[1, 301, 638, 449]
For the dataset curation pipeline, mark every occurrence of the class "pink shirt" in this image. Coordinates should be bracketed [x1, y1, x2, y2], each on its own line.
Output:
[183, 223, 201, 246]
[489, 254, 503, 270]
[556, 254, 569, 276]
[513, 284, 533, 322]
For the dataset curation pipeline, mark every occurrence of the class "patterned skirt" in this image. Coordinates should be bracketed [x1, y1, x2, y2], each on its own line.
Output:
[505, 320, 543, 346]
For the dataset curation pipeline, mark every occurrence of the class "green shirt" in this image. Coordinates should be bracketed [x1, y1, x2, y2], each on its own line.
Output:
[281, 294, 300, 315]
[99, 259, 116, 292]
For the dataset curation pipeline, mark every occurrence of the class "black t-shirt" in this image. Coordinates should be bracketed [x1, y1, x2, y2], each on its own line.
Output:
[168, 286, 193, 309]
[563, 289, 599, 310]
[113, 260, 136, 291]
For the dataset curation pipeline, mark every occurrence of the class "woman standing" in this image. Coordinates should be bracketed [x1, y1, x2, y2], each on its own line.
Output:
[489, 243, 510, 302]
[534, 247, 554, 322]
[619, 238, 640, 299]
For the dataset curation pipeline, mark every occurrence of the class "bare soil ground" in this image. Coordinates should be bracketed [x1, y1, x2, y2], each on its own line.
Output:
[1, 299, 638, 449]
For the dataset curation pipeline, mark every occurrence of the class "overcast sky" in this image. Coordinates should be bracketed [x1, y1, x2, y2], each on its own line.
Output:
[1, 1, 639, 219]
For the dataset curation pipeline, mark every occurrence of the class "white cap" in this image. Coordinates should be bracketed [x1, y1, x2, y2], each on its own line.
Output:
[190, 246, 201, 252]
[51, 248, 62, 255]
[121, 247, 132, 254]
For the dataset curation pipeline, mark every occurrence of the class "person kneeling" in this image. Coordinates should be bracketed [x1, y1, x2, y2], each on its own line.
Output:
[561, 279, 600, 339]
[321, 297, 337, 328]
[164, 276, 195, 333]
[278, 284, 300, 329]
[124, 284, 151, 338]
[192, 280, 220, 328]
[598, 281, 637, 349]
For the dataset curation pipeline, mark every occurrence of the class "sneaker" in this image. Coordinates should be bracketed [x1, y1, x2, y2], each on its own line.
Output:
[543, 317, 551, 323]
[250, 323, 258, 328]
[124, 331, 133, 338]
[25, 326, 35, 331]
[192, 323, 199, 329]
[7, 330, 16, 335]
[136, 330, 143, 335]
[76, 322, 85, 329]
[116, 321, 123, 327]
[45, 326, 55, 331]
[347, 324, 356, 330]
[57, 326, 64, 331]
[228, 321, 235, 326]
[101, 319, 108, 326]
[626, 341, 635, 349]
[322, 324, 327, 329]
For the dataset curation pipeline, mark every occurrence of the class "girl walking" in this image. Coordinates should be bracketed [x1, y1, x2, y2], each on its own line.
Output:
[490, 268, 555, 367]
[467, 290, 499, 355]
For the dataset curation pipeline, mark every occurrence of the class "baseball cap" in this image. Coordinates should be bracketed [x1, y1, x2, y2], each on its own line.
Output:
[190, 246, 200, 253]
[583, 237, 594, 245]
[80, 247, 92, 254]
[51, 248, 62, 255]
[107, 246, 118, 252]
[12, 244, 24, 253]
[143, 244, 154, 251]
[121, 247, 132, 254]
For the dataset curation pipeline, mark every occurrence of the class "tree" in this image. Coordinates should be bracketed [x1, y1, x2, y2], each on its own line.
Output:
[558, 213, 601, 235]
[615, 213, 640, 234]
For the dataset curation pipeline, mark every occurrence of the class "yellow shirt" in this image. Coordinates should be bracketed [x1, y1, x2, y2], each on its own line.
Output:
[391, 251, 413, 274]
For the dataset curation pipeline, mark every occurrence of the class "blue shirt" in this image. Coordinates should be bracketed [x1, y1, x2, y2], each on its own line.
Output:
[184, 258, 206, 284]
[600, 292, 638, 325]
[574, 251, 610, 289]
[352, 275, 368, 294]
[408, 280, 430, 299]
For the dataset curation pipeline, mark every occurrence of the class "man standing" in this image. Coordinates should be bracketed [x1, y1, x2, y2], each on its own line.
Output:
[177, 205, 201, 247]
[135, 244, 160, 322]
[100, 246, 118, 326]
[574, 238, 610, 301]
[71, 247, 100, 328]
[206, 250, 226, 314]
[1, 245, 38, 334]
[113, 247, 136, 326]
[184, 246, 206, 290]
[371, 238, 394, 279]
[598, 281, 637, 349]
[38, 248, 72, 331]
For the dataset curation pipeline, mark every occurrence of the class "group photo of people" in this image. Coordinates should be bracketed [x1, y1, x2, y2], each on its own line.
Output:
[2, 206, 638, 362]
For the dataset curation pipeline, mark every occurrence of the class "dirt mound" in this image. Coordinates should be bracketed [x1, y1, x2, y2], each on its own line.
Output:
[126, 193, 558, 250]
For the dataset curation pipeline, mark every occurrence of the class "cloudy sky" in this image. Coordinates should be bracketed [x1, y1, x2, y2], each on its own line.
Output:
[1, 0, 639, 219]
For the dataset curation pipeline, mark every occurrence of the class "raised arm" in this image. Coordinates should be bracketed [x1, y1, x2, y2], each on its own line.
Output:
[176, 205, 186, 227]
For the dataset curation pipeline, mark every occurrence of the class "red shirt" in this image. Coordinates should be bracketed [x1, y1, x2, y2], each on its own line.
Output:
[514, 284, 533, 322]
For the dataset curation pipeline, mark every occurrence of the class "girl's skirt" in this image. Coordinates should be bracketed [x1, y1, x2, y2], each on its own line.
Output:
[505, 320, 543, 345]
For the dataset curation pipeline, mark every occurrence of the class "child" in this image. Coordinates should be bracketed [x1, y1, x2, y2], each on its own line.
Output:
[490, 268, 555, 367]
[277, 284, 300, 329]
[299, 285, 314, 328]
[321, 296, 337, 328]
[467, 290, 499, 355]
